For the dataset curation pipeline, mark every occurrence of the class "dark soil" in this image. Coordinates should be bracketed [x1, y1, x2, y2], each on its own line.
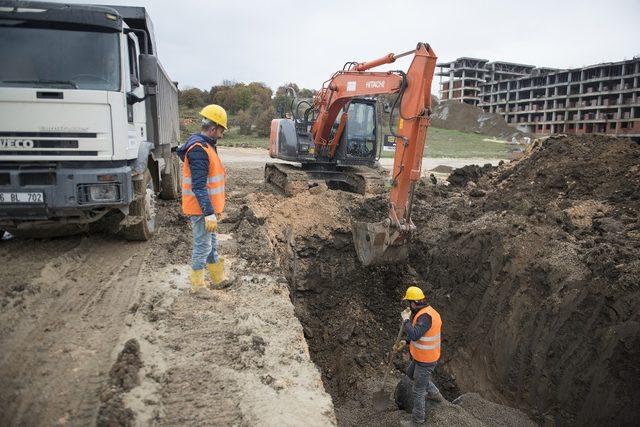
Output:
[238, 134, 638, 426]
[96, 339, 142, 427]
[406, 135, 640, 425]
[447, 163, 496, 187]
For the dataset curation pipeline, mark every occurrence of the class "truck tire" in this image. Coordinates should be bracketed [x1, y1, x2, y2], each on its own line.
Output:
[159, 153, 181, 200]
[122, 170, 156, 241]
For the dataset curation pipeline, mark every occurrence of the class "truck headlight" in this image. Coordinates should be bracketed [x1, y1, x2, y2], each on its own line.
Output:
[89, 184, 120, 202]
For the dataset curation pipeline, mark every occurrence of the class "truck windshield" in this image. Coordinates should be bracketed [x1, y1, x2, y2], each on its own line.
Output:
[0, 26, 120, 91]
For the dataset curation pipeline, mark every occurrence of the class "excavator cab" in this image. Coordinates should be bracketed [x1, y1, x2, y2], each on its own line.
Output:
[332, 99, 379, 165]
[269, 97, 379, 167]
[266, 97, 385, 196]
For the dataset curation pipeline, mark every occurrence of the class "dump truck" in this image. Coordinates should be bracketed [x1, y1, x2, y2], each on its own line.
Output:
[0, 1, 181, 239]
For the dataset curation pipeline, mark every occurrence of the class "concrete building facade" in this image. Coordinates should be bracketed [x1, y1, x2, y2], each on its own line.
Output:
[436, 57, 489, 105]
[437, 58, 536, 106]
[438, 57, 640, 138]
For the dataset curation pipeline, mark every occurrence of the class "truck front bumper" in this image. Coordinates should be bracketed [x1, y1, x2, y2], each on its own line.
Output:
[0, 163, 134, 226]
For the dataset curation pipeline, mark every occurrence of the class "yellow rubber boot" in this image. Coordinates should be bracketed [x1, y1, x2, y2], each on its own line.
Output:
[189, 269, 206, 293]
[207, 259, 225, 286]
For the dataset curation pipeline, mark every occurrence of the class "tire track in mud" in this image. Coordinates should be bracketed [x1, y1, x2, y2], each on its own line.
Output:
[0, 167, 337, 427]
[0, 237, 150, 426]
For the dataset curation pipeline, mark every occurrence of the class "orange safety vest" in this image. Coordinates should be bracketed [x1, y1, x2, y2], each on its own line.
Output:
[409, 306, 442, 364]
[182, 142, 225, 215]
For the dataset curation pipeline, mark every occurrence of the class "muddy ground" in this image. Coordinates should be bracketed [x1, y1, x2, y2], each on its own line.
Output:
[1, 136, 637, 426]
[0, 165, 335, 426]
[406, 135, 639, 425]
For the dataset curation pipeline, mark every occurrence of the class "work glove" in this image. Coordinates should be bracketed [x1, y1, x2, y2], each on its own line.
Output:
[204, 214, 218, 232]
[393, 340, 407, 352]
[401, 308, 411, 322]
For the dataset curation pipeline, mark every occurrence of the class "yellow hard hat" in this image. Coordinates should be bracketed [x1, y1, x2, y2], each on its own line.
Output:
[200, 104, 228, 130]
[402, 286, 425, 301]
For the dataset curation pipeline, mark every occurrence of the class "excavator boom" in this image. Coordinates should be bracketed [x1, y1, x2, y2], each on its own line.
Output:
[267, 42, 437, 266]
[345, 43, 437, 265]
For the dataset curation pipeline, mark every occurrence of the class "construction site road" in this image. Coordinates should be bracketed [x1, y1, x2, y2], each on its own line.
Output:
[0, 161, 336, 426]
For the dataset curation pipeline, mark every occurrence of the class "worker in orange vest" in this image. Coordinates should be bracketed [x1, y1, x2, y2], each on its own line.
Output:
[398, 286, 445, 425]
[177, 104, 227, 296]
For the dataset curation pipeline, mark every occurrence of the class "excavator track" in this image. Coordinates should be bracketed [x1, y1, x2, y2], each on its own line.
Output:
[264, 163, 387, 197]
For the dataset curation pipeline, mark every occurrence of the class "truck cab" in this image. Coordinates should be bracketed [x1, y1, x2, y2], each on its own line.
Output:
[0, 1, 180, 239]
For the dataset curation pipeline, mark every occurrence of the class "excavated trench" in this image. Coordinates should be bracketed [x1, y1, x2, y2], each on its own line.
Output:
[240, 189, 466, 425]
[273, 228, 461, 423]
[248, 134, 640, 427]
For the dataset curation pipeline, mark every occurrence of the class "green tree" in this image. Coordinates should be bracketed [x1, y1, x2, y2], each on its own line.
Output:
[298, 88, 315, 99]
[254, 106, 275, 137]
[248, 82, 273, 109]
[179, 87, 207, 109]
[236, 109, 253, 135]
[272, 84, 298, 117]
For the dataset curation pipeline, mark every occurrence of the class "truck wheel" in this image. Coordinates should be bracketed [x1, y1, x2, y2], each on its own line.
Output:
[159, 153, 181, 200]
[122, 170, 156, 241]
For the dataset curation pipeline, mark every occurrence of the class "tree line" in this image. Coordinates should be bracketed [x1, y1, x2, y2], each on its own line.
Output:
[179, 81, 315, 137]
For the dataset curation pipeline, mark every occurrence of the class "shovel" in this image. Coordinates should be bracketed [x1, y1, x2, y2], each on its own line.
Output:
[372, 320, 406, 411]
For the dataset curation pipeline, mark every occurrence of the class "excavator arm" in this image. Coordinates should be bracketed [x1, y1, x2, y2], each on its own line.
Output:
[310, 43, 437, 265]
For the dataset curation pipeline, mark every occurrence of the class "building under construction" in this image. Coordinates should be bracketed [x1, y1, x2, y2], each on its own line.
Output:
[437, 57, 640, 137]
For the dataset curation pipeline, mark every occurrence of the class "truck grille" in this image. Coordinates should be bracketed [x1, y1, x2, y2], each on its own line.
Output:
[1, 151, 97, 156]
[20, 172, 56, 186]
[0, 132, 97, 138]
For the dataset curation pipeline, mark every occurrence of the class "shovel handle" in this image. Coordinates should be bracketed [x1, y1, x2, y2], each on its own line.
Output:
[380, 320, 406, 390]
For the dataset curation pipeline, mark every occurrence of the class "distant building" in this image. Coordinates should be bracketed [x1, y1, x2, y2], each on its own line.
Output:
[437, 57, 640, 137]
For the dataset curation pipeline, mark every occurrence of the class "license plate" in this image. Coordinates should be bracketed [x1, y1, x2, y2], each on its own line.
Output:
[0, 192, 44, 204]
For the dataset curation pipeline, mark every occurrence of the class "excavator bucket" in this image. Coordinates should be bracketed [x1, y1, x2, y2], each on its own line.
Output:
[351, 218, 409, 266]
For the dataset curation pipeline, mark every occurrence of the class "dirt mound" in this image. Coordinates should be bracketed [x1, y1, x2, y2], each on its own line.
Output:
[407, 135, 640, 425]
[491, 134, 639, 210]
[97, 339, 142, 427]
[430, 101, 525, 139]
[447, 163, 495, 187]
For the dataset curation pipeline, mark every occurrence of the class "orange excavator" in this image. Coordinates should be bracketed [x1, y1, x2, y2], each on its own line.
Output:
[267, 43, 437, 266]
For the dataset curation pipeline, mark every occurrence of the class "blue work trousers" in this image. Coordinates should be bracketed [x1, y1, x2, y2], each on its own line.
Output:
[190, 215, 219, 270]
[406, 360, 440, 424]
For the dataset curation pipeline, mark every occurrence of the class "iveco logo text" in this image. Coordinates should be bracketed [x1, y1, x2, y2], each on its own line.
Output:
[0, 139, 34, 149]
[365, 81, 385, 89]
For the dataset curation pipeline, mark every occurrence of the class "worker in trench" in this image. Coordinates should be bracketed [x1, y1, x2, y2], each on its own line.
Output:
[396, 286, 445, 425]
[177, 104, 228, 297]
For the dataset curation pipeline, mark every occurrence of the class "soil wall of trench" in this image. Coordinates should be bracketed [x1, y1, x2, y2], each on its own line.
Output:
[241, 135, 639, 426]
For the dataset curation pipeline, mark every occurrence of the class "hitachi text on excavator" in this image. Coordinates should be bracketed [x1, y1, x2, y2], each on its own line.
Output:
[267, 43, 437, 266]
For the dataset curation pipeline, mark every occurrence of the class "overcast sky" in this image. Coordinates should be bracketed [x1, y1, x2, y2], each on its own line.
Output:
[61, 0, 639, 94]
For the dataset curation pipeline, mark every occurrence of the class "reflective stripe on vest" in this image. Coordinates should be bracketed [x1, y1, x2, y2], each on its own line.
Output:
[409, 306, 442, 363]
[184, 175, 225, 186]
[182, 186, 225, 196]
[182, 142, 226, 215]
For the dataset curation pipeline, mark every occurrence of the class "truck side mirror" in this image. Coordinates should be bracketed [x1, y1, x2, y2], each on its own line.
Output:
[139, 54, 158, 86]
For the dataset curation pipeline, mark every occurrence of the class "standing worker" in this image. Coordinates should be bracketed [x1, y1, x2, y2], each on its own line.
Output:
[398, 286, 445, 425]
[177, 104, 228, 296]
